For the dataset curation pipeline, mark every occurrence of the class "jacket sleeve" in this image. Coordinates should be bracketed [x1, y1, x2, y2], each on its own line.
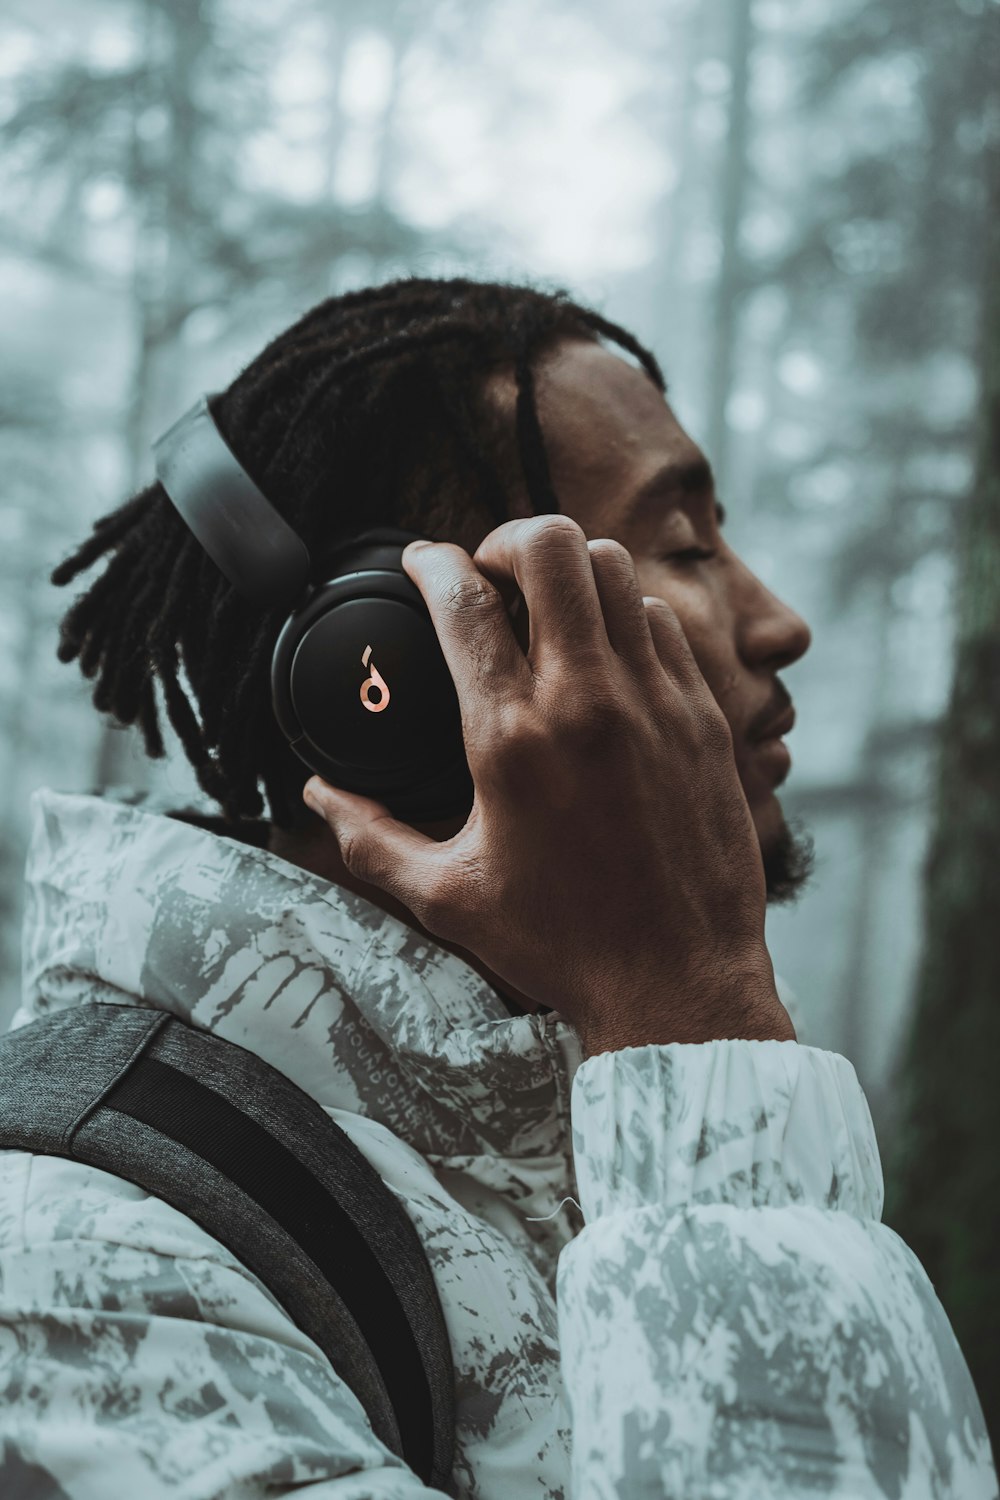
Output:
[556, 1039, 998, 1499]
[0, 1154, 453, 1500]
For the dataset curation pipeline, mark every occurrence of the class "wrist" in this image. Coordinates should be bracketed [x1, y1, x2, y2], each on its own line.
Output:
[578, 959, 793, 1059]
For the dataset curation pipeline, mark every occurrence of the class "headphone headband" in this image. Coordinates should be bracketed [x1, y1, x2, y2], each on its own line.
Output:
[151, 392, 475, 823]
[153, 394, 311, 610]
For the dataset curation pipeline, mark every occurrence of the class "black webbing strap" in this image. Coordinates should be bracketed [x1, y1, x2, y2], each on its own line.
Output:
[101, 1053, 433, 1481]
[0, 1005, 455, 1492]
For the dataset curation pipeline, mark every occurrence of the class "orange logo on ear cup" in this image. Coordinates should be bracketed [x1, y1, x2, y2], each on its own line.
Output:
[360, 644, 390, 713]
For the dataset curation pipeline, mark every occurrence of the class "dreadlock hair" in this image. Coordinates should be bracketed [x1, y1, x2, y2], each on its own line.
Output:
[52, 276, 665, 830]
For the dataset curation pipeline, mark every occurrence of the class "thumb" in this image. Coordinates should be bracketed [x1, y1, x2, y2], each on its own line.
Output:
[302, 776, 443, 917]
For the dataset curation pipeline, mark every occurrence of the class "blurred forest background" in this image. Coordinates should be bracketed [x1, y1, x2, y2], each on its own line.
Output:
[1, 0, 998, 1444]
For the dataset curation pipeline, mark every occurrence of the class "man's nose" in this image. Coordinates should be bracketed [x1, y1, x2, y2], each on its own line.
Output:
[738, 570, 812, 672]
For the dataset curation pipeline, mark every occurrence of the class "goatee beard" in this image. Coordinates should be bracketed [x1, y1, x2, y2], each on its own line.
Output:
[763, 812, 816, 905]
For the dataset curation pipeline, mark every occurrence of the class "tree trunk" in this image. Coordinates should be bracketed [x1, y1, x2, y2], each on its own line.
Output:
[882, 134, 1000, 1450]
[704, 0, 753, 497]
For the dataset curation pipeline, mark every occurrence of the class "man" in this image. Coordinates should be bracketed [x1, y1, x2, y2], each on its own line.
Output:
[1, 278, 994, 1496]
[269, 331, 817, 1023]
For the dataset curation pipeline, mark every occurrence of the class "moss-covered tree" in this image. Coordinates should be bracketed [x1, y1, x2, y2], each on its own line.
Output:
[883, 77, 1000, 1446]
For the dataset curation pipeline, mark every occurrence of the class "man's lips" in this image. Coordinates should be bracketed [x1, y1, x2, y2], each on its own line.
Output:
[753, 705, 795, 742]
[748, 704, 795, 784]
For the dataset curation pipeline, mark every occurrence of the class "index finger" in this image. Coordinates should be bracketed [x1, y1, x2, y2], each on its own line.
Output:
[471, 516, 612, 674]
[401, 539, 534, 720]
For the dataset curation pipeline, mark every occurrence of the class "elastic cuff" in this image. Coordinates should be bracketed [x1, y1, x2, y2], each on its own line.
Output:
[570, 1039, 884, 1222]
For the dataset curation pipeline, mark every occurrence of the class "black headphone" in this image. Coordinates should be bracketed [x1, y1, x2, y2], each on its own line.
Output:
[153, 394, 475, 824]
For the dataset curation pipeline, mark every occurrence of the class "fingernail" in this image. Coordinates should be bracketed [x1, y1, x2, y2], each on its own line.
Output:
[303, 780, 324, 813]
[404, 539, 434, 554]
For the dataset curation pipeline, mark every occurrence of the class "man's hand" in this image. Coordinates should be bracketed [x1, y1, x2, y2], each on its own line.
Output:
[303, 517, 793, 1057]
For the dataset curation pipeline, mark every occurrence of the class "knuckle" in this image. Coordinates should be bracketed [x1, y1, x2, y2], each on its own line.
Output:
[587, 536, 636, 572]
[643, 593, 674, 616]
[698, 703, 734, 755]
[418, 860, 479, 941]
[649, 690, 732, 761]
[521, 514, 586, 549]
[645, 595, 686, 643]
[442, 575, 500, 615]
[414, 876, 449, 933]
[335, 824, 371, 881]
[493, 706, 548, 767]
[490, 710, 560, 795]
[492, 697, 534, 744]
[645, 599, 698, 673]
[556, 686, 631, 750]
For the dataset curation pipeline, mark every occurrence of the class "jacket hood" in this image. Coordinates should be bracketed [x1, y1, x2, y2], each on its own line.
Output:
[16, 789, 584, 1176]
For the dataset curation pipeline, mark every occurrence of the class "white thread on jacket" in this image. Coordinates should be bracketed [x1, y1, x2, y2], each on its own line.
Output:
[525, 1196, 583, 1222]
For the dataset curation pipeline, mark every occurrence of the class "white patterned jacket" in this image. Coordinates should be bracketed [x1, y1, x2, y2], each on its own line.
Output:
[0, 788, 995, 1499]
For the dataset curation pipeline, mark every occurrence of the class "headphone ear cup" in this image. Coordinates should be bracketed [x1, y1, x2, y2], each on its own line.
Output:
[149, 396, 472, 819]
[270, 571, 474, 824]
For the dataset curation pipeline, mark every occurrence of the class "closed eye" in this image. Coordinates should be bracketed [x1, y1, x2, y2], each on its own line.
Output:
[663, 547, 717, 563]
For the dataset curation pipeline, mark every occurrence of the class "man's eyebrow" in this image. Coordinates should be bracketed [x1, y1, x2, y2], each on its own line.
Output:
[623, 457, 726, 526]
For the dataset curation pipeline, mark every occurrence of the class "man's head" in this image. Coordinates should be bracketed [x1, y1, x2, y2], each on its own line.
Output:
[53, 276, 814, 903]
[522, 338, 815, 904]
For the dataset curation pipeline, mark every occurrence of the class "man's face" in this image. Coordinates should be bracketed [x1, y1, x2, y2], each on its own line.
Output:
[528, 337, 815, 903]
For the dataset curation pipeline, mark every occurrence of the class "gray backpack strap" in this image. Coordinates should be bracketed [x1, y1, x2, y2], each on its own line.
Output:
[0, 1004, 455, 1493]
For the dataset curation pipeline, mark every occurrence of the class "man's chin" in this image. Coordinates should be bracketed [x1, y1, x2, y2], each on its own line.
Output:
[761, 809, 816, 905]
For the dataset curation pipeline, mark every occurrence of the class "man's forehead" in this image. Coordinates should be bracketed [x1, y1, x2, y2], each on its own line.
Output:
[535, 336, 666, 429]
[533, 337, 712, 532]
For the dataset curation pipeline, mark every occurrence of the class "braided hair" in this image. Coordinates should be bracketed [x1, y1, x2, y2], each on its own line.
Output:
[52, 276, 664, 829]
